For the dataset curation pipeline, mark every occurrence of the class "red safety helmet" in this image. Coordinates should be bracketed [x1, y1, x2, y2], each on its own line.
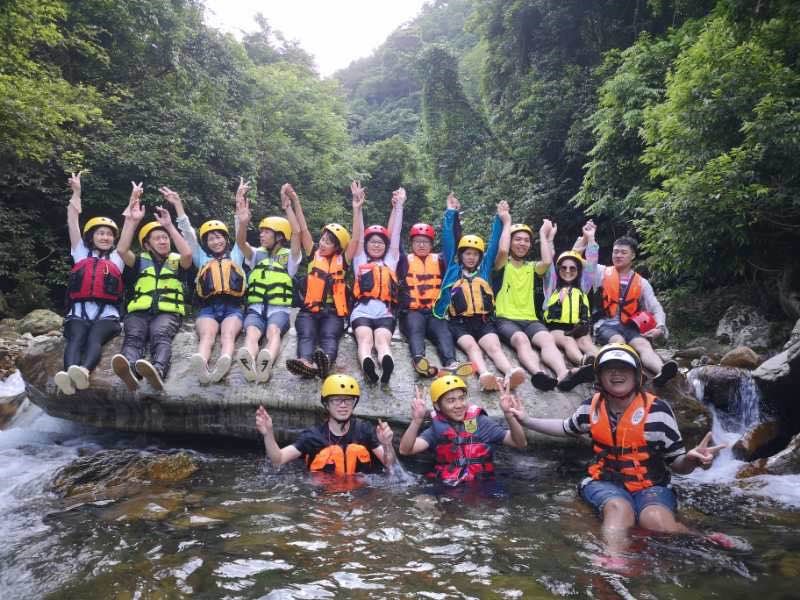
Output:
[408, 223, 435, 241]
[630, 311, 657, 334]
[364, 225, 390, 245]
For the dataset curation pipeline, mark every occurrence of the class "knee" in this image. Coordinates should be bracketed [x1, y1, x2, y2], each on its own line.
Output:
[638, 506, 679, 533]
[602, 498, 636, 527]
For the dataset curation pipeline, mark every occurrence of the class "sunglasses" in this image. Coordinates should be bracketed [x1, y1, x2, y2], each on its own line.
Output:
[559, 265, 578, 272]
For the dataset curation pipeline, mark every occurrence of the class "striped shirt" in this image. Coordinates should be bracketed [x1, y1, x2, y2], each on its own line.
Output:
[563, 396, 686, 464]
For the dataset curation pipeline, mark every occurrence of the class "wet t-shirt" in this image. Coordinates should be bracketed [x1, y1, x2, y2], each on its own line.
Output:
[292, 419, 381, 474]
[420, 413, 508, 448]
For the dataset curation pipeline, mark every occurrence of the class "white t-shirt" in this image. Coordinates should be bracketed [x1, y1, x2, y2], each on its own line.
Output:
[67, 240, 125, 320]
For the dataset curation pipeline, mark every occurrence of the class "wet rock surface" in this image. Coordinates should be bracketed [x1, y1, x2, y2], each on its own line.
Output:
[716, 304, 771, 351]
[732, 421, 784, 462]
[720, 346, 761, 370]
[15, 308, 63, 336]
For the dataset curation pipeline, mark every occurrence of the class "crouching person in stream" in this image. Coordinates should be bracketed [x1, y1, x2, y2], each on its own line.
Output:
[509, 343, 732, 555]
[398, 375, 527, 485]
[255, 374, 396, 476]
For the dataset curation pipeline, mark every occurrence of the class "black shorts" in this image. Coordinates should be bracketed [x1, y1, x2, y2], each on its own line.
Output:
[495, 318, 548, 344]
[546, 322, 573, 332]
[448, 316, 497, 342]
[351, 317, 396, 333]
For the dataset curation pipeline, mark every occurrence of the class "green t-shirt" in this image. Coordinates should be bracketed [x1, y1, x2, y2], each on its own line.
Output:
[494, 260, 547, 321]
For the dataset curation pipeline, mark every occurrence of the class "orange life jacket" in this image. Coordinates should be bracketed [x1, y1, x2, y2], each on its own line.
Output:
[306, 443, 373, 475]
[601, 267, 642, 324]
[353, 261, 397, 304]
[587, 391, 666, 492]
[302, 251, 349, 317]
[448, 275, 494, 318]
[404, 253, 443, 310]
[195, 256, 246, 300]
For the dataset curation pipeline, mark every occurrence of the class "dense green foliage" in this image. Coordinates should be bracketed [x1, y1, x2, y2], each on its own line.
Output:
[3, 0, 800, 317]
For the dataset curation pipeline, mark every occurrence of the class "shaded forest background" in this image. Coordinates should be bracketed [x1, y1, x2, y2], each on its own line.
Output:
[2, 0, 800, 333]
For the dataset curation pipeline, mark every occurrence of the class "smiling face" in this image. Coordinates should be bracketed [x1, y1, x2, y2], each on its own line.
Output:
[510, 231, 532, 259]
[144, 228, 171, 257]
[259, 228, 276, 250]
[460, 248, 482, 270]
[204, 230, 228, 255]
[558, 258, 580, 283]
[366, 234, 387, 260]
[91, 226, 116, 251]
[436, 387, 468, 422]
[318, 230, 339, 257]
[598, 362, 637, 398]
[411, 235, 432, 258]
[612, 244, 635, 271]
[324, 395, 356, 421]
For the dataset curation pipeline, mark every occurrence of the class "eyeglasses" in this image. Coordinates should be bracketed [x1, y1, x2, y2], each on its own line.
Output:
[559, 266, 578, 272]
[367, 238, 386, 245]
[326, 397, 356, 406]
[412, 238, 432, 245]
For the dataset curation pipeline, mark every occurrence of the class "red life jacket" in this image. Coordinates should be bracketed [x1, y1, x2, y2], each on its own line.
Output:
[67, 256, 124, 305]
[429, 405, 494, 483]
[587, 391, 667, 492]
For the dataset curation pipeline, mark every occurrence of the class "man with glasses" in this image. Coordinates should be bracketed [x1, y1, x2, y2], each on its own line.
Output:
[255, 374, 396, 474]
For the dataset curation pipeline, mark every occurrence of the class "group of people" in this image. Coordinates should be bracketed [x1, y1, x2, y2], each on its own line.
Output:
[55, 173, 678, 397]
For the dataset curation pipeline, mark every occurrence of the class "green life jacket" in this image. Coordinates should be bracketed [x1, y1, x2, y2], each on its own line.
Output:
[127, 252, 185, 315]
[246, 246, 293, 307]
[543, 286, 590, 325]
[494, 261, 538, 321]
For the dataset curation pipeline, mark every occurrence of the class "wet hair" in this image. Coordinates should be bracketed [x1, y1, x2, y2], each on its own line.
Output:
[613, 236, 638, 254]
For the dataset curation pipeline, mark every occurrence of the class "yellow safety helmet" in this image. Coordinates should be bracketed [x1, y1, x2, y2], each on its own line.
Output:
[82, 216, 119, 238]
[556, 250, 585, 266]
[198, 220, 229, 240]
[320, 374, 360, 405]
[457, 234, 485, 253]
[430, 374, 467, 405]
[322, 223, 351, 250]
[510, 223, 533, 238]
[594, 343, 643, 388]
[137, 221, 166, 247]
[259, 216, 292, 241]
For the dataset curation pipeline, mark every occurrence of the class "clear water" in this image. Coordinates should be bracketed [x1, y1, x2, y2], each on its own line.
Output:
[2, 400, 800, 599]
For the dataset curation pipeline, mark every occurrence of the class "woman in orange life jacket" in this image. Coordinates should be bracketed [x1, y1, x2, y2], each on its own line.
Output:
[285, 181, 364, 379]
[509, 343, 729, 554]
[541, 220, 599, 367]
[54, 172, 128, 396]
[111, 185, 193, 391]
[350, 187, 405, 384]
[398, 374, 527, 485]
[254, 374, 396, 475]
[433, 193, 526, 391]
[234, 182, 302, 383]
[174, 179, 249, 383]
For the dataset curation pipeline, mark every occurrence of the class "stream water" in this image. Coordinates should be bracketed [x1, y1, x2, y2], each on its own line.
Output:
[2, 373, 800, 599]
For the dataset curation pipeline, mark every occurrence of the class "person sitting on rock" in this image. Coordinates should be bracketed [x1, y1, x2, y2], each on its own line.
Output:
[255, 374, 396, 474]
[285, 182, 363, 379]
[493, 215, 593, 392]
[234, 182, 303, 383]
[433, 194, 526, 391]
[55, 172, 126, 396]
[350, 187, 405, 384]
[111, 184, 193, 391]
[396, 216, 472, 380]
[398, 375, 527, 485]
[509, 343, 727, 555]
[541, 220, 599, 369]
[175, 180, 248, 383]
[578, 234, 678, 385]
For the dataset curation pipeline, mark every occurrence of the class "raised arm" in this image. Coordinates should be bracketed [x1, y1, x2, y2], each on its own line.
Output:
[499, 384, 527, 449]
[255, 406, 303, 467]
[67, 172, 83, 250]
[281, 184, 303, 262]
[580, 220, 598, 293]
[163, 186, 203, 267]
[493, 200, 511, 271]
[234, 178, 255, 261]
[387, 187, 405, 262]
[287, 184, 313, 256]
[441, 192, 461, 265]
[480, 209, 504, 280]
[373, 420, 396, 469]
[540, 219, 556, 266]
[117, 181, 145, 267]
[398, 386, 431, 456]
[156, 188, 193, 269]
[346, 180, 365, 263]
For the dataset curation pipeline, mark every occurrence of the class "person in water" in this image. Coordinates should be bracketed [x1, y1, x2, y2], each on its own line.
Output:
[55, 172, 125, 396]
[398, 374, 527, 485]
[235, 181, 302, 383]
[112, 184, 193, 390]
[176, 180, 249, 383]
[509, 343, 725, 551]
[578, 234, 678, 386]
[255, 374, 396, 474]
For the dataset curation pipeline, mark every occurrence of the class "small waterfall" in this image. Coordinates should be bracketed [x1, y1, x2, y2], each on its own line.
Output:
[688, 368, 761, 434]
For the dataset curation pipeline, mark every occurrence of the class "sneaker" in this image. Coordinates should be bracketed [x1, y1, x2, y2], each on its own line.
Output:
[209, 354, 232, 383]
[441, 361, 474, 378]
[531, 371, 558, 391]
[135, 359, 164, 391]
[414, 356, 436, 377]
[190, 353, 211, 384]
[112, 354, 139, 391]
[313, 349, 331, 379]
[68, 365, 90, 390]
[237, 347, 257, 382]
[507, 367, 526, 390]
[255, 348, 273, 383]
[380, 355, 394, 384]
[54, 370, 76, 395]
[363, 356, 379, 383]
[653, 359, 678, 386]
[286, 358, 319, 378]
[479, 371, 500, 391]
